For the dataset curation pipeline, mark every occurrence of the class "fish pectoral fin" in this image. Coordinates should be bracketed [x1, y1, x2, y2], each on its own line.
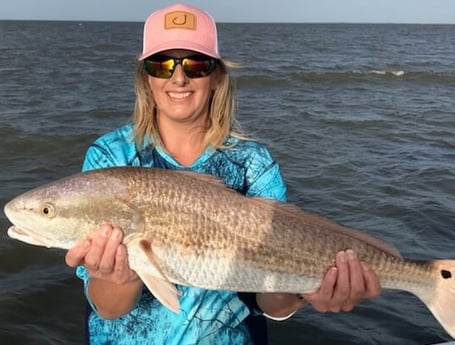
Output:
[136, 270, 181, 313]
[138, 240, 174, 283]
[137, 239, 181, 313]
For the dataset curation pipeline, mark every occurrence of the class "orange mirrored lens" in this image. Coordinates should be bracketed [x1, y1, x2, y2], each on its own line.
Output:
[144, 56, 216, 79]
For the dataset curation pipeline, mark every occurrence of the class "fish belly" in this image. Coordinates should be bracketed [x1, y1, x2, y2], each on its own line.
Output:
[146, 246, 321, 293]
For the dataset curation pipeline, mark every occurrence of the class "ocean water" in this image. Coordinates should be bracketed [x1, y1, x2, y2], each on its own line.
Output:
[0, 20, 454, 344]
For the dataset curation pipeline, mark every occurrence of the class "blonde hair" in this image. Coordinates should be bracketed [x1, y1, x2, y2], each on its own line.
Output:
[132, 59, 245, 150]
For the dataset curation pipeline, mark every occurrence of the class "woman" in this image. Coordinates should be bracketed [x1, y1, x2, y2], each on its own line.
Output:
[65, 3, 380, 344]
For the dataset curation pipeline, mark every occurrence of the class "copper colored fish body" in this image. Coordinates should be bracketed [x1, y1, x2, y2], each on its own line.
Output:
[4, 167, 455, 338]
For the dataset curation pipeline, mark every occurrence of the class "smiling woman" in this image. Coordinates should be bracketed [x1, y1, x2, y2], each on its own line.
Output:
[59, 2, 381, 345]
[63, 3, 294, 345]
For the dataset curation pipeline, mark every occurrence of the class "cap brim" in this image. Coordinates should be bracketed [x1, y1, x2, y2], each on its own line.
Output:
[138, 40, 221, 61]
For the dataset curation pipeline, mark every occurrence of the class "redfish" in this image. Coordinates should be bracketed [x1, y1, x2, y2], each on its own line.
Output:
[4, 167, 455, 338]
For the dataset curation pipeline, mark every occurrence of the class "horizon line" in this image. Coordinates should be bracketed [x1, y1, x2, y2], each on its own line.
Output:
[1, 18, 454, 25]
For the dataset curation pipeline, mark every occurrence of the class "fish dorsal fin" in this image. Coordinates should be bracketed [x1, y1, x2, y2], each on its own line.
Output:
[328, 218, 402, 259]
[249, 197, 403, 259]
[136, 239, 181, 313]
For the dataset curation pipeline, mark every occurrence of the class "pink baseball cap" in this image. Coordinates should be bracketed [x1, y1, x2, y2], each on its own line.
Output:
[138, 3, 221, 61]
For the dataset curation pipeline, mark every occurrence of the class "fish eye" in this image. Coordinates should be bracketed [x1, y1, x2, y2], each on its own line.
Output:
[41, 203, 55, 218]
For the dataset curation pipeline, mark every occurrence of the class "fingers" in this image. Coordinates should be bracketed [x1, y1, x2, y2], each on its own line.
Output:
[66, 223, 139, 285]
[84, 223, 114, 272]
[65, 239, 91, 267]
[332, 251, 350, 308]
[345, 251, 381, 304]
[114, 245, 128, 274]
[98, 226, 124, 273]
[361, 261, 382, 297]
[342, 249, 365, 311]
[317, 267, 338, 297]
[112, 244, 139, 284]
[303, 267, 337, 312]
[304, 250, 382, 313]
[305, 251, 353, 312]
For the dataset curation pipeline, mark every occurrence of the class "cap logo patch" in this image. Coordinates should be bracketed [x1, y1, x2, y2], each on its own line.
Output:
[165, 11, 196, 30]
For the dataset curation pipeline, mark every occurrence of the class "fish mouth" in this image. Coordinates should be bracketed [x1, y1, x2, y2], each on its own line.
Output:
[7, 225, 51, 247]
[4, 201, 55, 248]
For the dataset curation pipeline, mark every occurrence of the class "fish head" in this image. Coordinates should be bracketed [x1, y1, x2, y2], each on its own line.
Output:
[3, 170, 135, 249]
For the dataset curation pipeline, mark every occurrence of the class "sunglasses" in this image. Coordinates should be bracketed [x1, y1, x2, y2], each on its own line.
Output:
[144, 55, 217, 79]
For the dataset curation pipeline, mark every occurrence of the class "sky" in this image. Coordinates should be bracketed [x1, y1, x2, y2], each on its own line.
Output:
[0, 0, 454, 24]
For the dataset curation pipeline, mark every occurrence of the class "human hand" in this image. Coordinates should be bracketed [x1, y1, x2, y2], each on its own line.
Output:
[65, 223, 139, 285]
[303, 249, 381, 312]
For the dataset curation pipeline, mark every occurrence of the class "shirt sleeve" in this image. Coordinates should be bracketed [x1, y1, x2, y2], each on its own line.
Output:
[246, 162, 287, 202]
[82, 142, 118, 172]
[244, 145, 287, 202]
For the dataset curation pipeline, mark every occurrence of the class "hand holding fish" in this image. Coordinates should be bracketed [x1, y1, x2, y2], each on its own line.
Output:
[303, 250, 381, 312]
[65, 223, 138, 284]
[258, 249, 381, 319]
[65, 223, 143, 319]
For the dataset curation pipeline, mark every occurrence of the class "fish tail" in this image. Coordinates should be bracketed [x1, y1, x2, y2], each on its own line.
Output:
[423, 260, 455, 338]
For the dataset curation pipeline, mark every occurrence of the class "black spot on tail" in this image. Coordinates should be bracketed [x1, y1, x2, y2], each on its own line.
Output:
[441, 270, 452, 279]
